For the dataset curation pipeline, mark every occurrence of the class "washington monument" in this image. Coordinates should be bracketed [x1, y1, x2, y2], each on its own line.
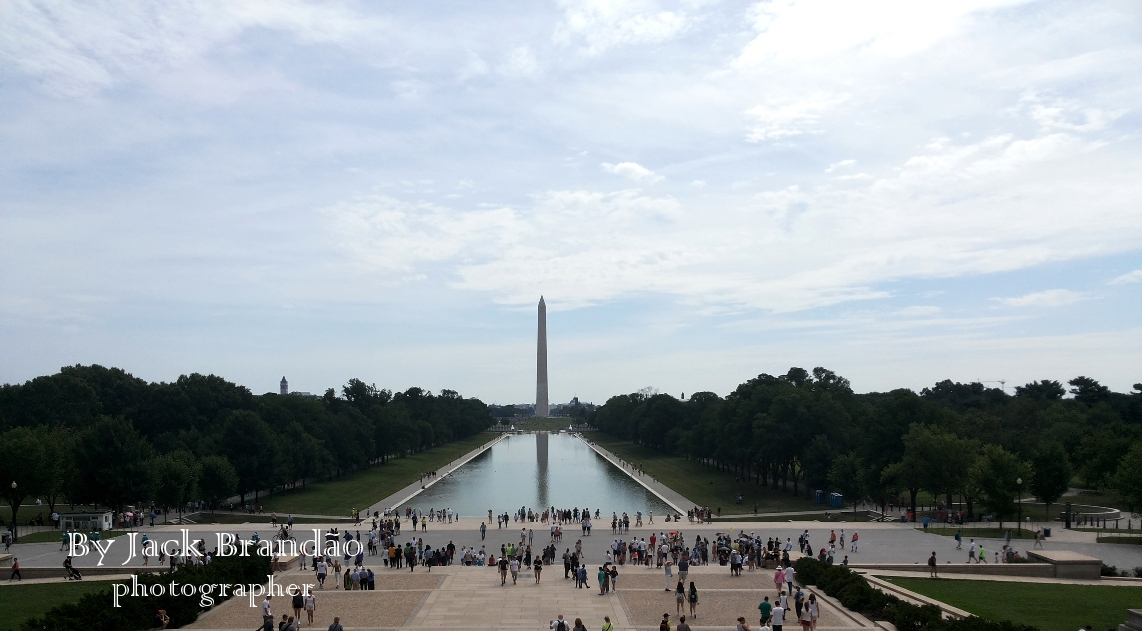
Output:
[536, 296, 549, 417]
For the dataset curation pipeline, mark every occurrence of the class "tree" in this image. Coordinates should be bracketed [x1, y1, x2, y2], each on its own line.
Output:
[1068, 376, 1110, 406]
[1030, 442, 1072, 521]
[1014, 380, 1065, 401]
[1111, 442, 1142, 513]
[71, 417, 153, 513]
[971, 445, 1032, 528]
[198, 455, 239, 510]
[150, 450, 199, 522]
[0, 427, 47, 540]
[218, 411, 278, 503]
[828, 453, 865, 513]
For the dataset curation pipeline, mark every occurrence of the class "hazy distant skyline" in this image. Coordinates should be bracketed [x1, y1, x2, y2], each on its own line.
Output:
[2, 1, 1140, 402]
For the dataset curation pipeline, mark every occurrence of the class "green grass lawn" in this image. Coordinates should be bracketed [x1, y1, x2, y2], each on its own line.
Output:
[256, 432, 496, 515]
[0, 580, 114, 631]
[1097, 535, 1142, 545]
[918, 527, 1039, 540]
[590, 434, 819, 514]
[885, 577, 1142, 631]
[189, 512, 353, 525]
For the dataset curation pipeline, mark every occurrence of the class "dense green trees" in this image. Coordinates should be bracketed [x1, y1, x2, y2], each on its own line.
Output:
[0, 365, 493, 521]
[591, 367, 1142, 519]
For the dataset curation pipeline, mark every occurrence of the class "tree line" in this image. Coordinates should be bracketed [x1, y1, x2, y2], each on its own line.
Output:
[589, 367, 1142, 522]
[0, 364, 494, 529]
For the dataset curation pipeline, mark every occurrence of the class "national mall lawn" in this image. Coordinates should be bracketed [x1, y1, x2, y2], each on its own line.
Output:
[885, 577, 1142, 631]
[0, 581, 115, 631]
[252, 431, 496, 516]
[590, 433, 825, 515]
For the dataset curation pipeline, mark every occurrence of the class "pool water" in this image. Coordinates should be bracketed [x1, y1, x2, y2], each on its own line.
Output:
[398, 433, 673, 519]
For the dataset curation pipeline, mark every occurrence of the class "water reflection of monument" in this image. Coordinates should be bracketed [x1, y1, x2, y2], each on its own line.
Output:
[536, 432, 549, 508]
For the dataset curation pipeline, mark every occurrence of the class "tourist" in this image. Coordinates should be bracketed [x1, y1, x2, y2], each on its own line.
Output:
[688, 581, 698, 618]
[968, 539, 977, 563]
[758, 595, 772, 626]
[928, 551, 938, 578]
[278, 613, 289, 631]
[807, 594, 819, 630]
[785, 564, 795, 592]
[602, 616, 614, 631]
[510, 556, 520, 584]
[609, 565, 618, 591]
[260, 595, 273, 631]
[675, 580, 685, 614]
[480, 522, 486, 540]
[737, 616, 751, 631]
[499, 555, 509, 586]
[850, 531, 858, 552]
[677, 615, 691, 631]
[535, 556, 543, 583]
[155, 609, 170, 629]
[292, 590, 304, 622]
[773, 566, 784, 592]
[327, 616, 343, 631]
[332, 560, 341, 589]
[551, 615, 568, 631]
[599, 566, 608, 595]
[664, 559, 674, 591]
[8, 557, 20, 581]
[660, 613, 670, 631]
[304, 592, 316, 625]
[799, 595, 813, 630]
[573, 618, 588, 631]
[771, 601, 785, 631]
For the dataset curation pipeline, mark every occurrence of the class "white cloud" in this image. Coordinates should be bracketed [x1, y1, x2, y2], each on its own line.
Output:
[998, 289, 1085, 307]
[1109, 270, 1142, 285]
[0, 1, 385, 97]
[894, 305, 941, 317]
[554, 0, 688, 56]
[744, 96, 847, 142]
[691, 180, 707, 188]
[735, 0, 1030, 65]
[601, 162, 664, 182]
[498, 46, 539, 78]
[825, 159, 855, 172]
[457, 50, 489, 81]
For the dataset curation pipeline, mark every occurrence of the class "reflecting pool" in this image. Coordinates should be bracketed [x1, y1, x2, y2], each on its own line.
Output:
[397, 433, 673, 518]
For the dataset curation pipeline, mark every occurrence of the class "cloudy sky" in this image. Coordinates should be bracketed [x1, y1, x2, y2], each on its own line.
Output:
[2, 0, 1140, 403]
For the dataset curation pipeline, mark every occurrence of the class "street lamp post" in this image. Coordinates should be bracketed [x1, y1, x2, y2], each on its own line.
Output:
[9, 481, 16, 543]
[1016, 477, 1023, 535]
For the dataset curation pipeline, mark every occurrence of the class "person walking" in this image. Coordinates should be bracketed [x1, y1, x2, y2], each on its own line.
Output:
[784, 564, 795, 593]
[498, 555, 509, 586]
[928, 551, 938, 578]
[510, 556, 520, 585]
[304, 592, 316, 626]
[8, 557, 21, 581]
[968, 539, 977, 563]
[773, 566, 784, 593]
[601, 616, 614, 631]
[675, 580, 685, 614]
[535, 556, 543, 583]
[955, 530, 962, 550]
[771, 602, 785, 631]
[599, 567, 608, 595]
[480, 522, 486, 540]
[327, 616, 344, 631]
[677, 615, 691, 631]
[758, 596, 772, 626]
[688, 581, 699, 618]
[808, 594, 819, 631]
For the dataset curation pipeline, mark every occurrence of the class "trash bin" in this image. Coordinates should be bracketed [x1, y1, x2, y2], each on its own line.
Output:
[1043, 527, 1051, 538]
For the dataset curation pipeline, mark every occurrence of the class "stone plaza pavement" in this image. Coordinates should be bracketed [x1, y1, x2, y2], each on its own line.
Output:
[187, 562, 873, 631]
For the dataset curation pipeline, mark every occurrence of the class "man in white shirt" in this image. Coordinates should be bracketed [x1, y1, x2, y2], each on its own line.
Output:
[261, 595, 274, 631]
[770, 604, 784, 631]
[783, 565, 794, 593]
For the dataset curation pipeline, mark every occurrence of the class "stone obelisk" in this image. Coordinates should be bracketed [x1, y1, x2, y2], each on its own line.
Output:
[535, 296, 549, 417]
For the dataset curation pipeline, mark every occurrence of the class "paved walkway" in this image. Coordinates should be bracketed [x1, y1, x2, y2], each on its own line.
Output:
[579, 438, 697, 514]
[186, 561, 873, 631]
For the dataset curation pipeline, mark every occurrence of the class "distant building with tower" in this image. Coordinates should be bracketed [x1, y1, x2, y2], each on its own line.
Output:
[280, 376, 288, 395]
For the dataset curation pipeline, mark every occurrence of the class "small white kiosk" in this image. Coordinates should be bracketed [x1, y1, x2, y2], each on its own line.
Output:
[60, 511, 113, 532]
